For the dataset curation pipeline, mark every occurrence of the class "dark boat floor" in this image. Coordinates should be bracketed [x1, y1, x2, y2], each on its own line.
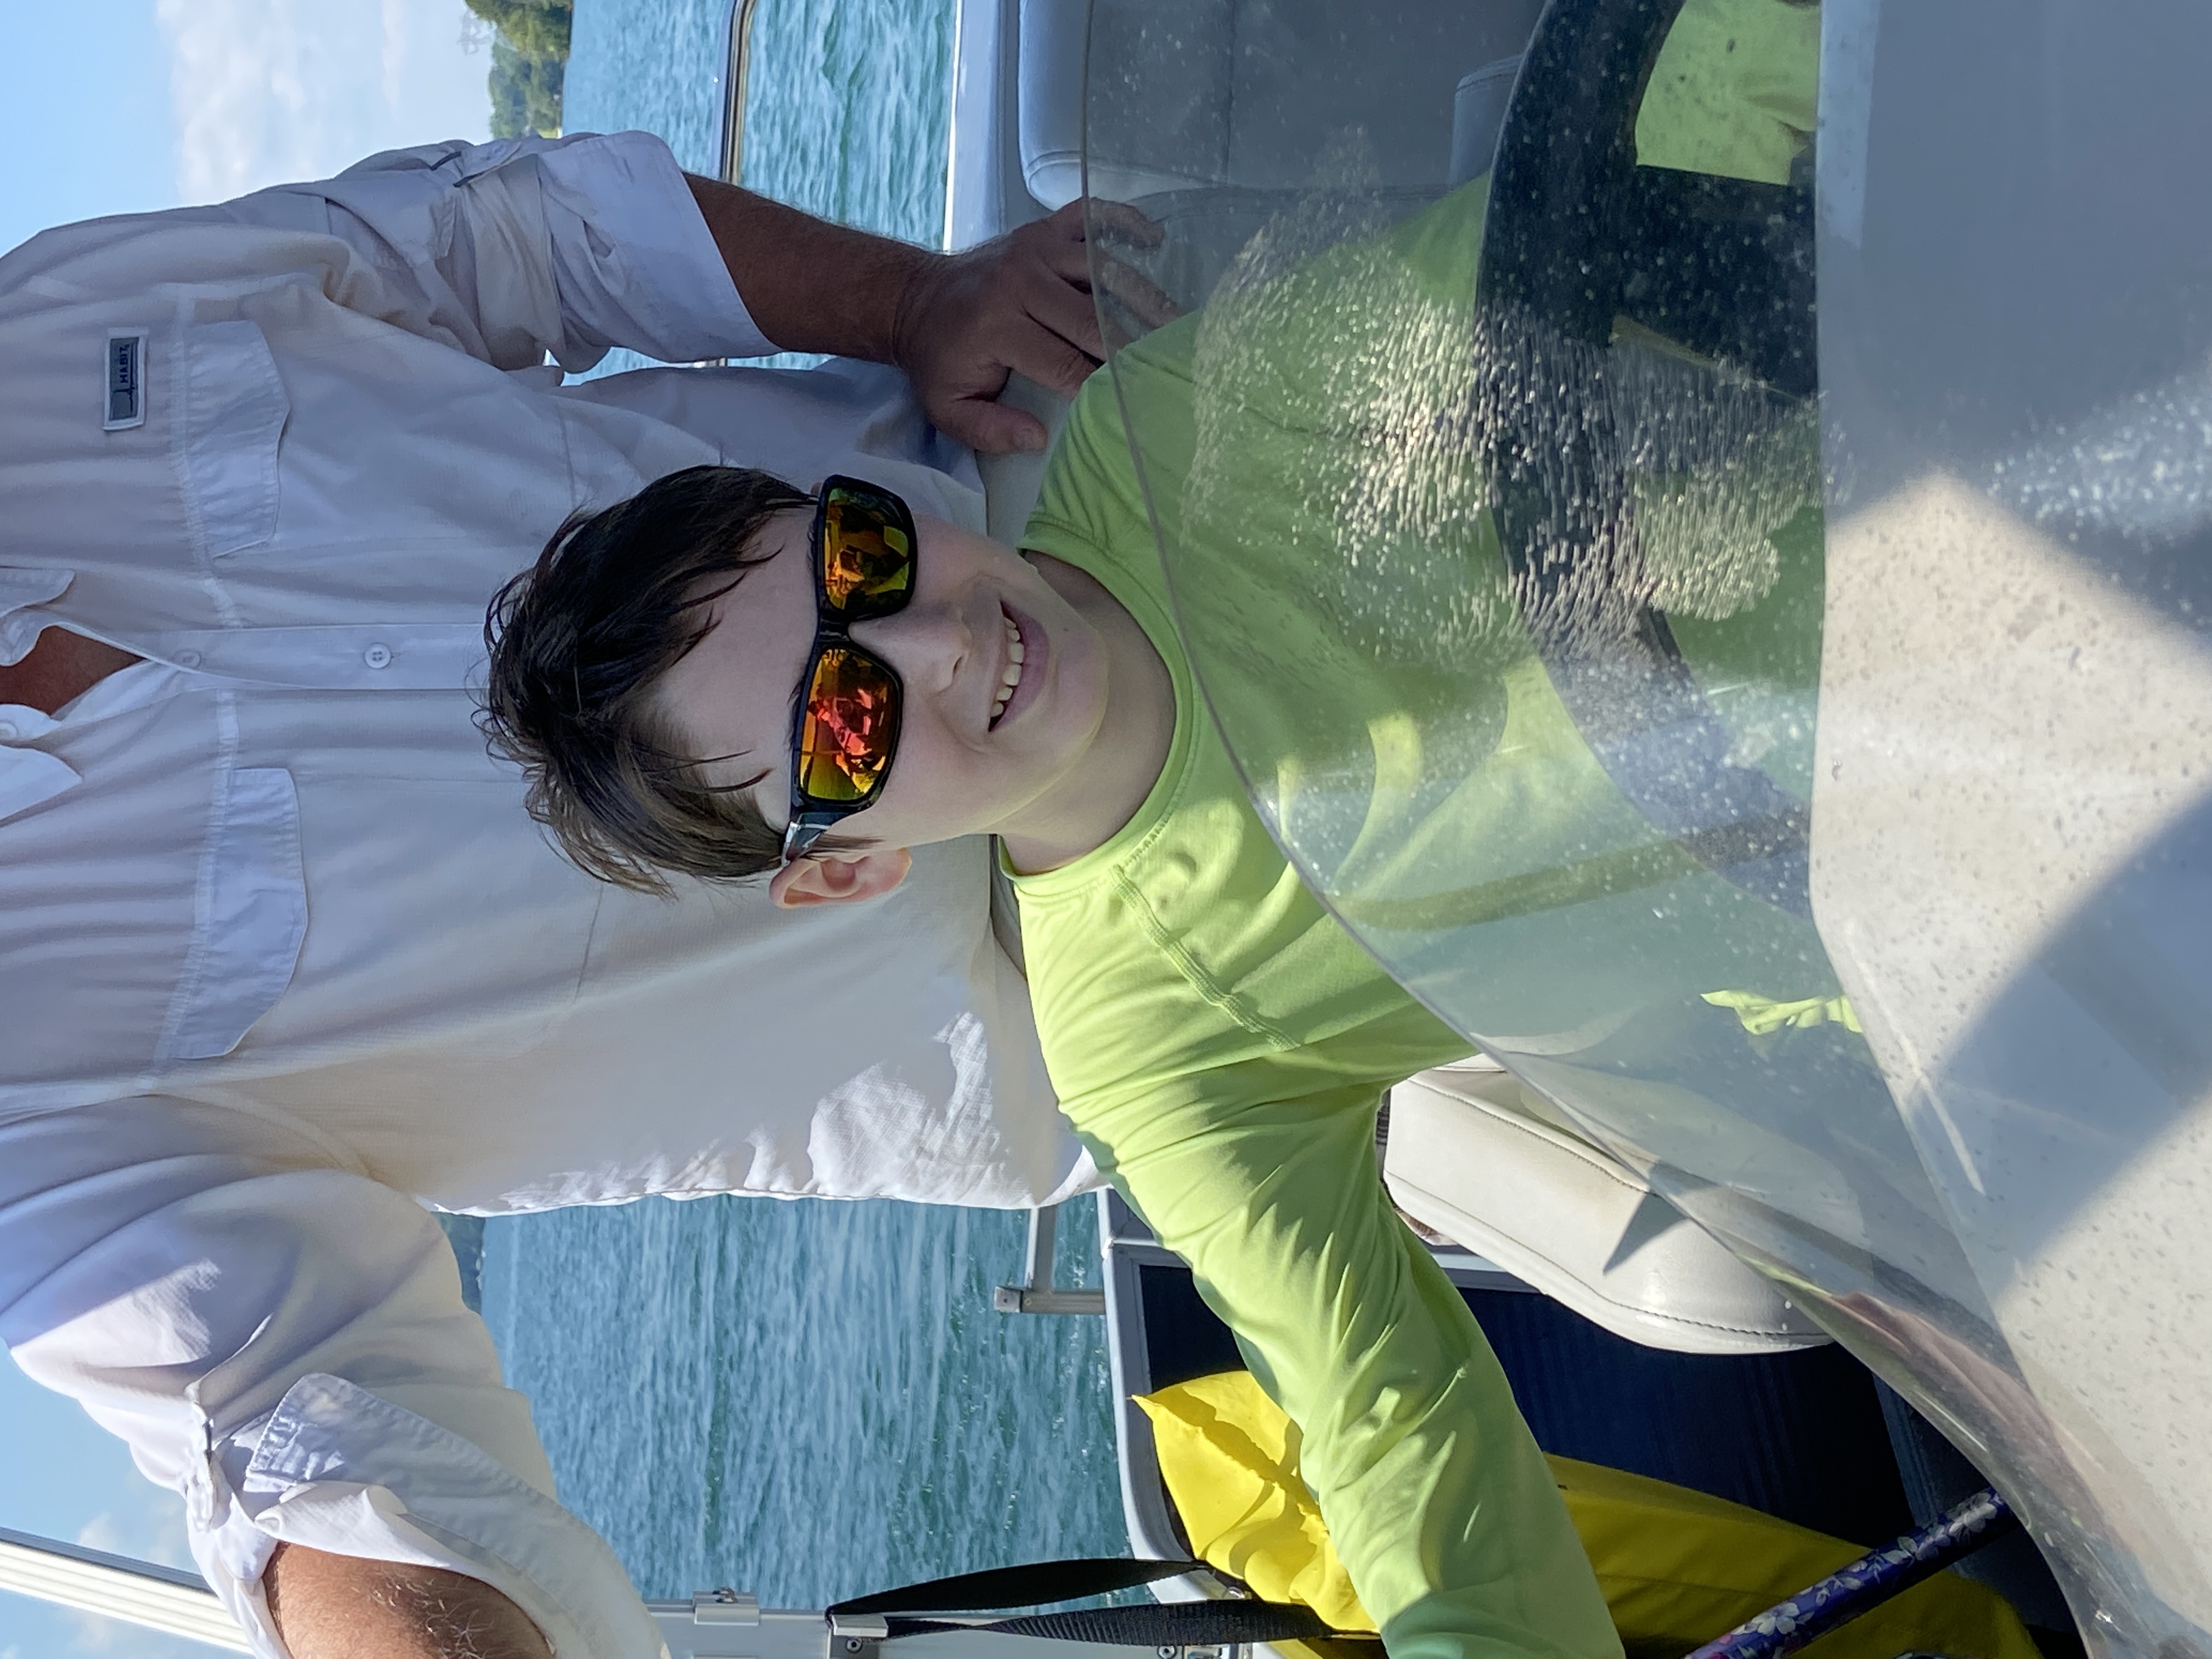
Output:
[1134, 1263, 2076, 1635]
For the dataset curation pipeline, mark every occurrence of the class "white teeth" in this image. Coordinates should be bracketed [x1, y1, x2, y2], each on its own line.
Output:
[991, 616, 1024, 726]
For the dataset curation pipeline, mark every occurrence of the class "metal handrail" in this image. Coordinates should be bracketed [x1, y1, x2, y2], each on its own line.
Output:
[717, 0, 765, 184]
[0, 1525, 249, 1652]
[993, 1201, 1107, 1315]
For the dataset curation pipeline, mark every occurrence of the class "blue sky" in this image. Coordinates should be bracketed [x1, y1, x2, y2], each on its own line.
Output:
[1, 1350, 216, 1657]
[2, 0, 494, 257]
[1, 2, 491, 1643]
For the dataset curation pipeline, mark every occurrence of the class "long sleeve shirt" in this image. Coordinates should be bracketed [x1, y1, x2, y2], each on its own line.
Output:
[1, 132, 1082, 1659]
[1006, 185, 1622, 1659]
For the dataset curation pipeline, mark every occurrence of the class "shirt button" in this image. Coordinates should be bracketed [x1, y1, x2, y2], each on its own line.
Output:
[0, 720, 17, 741]
[363, 644, 393, 670]
[176, 649, 202, 669]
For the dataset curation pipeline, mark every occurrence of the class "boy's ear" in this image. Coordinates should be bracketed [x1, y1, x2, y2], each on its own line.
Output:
[768, 846, 913, 910]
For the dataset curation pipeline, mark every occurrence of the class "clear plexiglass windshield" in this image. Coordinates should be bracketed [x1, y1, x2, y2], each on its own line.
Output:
[1077, 1, 2212, 1654]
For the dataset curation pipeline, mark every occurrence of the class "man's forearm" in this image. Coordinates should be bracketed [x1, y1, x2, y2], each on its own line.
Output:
[684, 174, 932, 363]
[679, 173, 1178, 453]
[265, 1544, 553, 1659]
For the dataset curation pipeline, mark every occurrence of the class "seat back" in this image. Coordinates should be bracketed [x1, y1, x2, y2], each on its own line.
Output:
[1020, 0, 1548, 211]
[1387, 1060, 1831, 1355]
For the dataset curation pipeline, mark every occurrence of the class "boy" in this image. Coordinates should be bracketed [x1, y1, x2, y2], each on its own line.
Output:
[484, 170, 1629, 1659]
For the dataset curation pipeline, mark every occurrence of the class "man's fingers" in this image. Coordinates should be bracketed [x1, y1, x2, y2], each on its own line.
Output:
[898, 196, 1174, 453]
[1069, 197, 1166, 250]
[1002, 317, 1101, 402]
[938, 395, 1051, 456]
[1092, 255, 1183, 331]
[1030, 208, 1181, 337]
[1020, 268, 1109, 364]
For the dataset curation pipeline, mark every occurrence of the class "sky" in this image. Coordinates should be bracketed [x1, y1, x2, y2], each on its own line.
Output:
[1, 0, 495, 258]
[0, 1, 489, 1643]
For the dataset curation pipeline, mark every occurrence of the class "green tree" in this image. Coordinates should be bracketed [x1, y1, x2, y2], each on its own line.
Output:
[467, 0, 571, 138]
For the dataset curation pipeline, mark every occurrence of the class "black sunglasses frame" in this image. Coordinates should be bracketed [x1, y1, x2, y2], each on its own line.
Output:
[781, 476, 916, 864]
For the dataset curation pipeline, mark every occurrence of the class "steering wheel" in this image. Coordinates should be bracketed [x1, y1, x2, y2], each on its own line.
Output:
[1479, 0, 1820, 917]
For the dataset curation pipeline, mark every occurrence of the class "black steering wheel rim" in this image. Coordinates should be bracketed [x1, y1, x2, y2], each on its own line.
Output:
[1477, 0, 1820, 919]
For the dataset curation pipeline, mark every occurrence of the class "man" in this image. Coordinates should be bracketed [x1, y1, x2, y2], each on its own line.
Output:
[0, 131, 1160, 1658]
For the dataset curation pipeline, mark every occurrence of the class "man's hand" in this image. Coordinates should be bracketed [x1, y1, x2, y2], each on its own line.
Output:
[685, 179, 1180, 454]
[887, 199, 1179, 453]
[264, 1543, 553, 1659]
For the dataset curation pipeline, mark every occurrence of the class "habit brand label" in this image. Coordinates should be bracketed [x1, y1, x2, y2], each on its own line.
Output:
[104, 329, 149, 431]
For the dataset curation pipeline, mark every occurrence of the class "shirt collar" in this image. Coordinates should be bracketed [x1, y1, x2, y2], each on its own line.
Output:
[0, 567, 75, 667]
[0, 729, 78, 827]
[1, 568, 95, 825]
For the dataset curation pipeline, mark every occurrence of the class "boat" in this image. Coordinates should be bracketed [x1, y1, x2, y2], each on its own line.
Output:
[12, 3, 2209, 1657]
[970, 3, 2212, 1657]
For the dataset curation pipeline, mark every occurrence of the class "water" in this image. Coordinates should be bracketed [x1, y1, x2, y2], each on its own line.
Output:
[482, 0, 1130, 1607]
[479, 1197, 1124, 1605]
[563, 0, 956, 373]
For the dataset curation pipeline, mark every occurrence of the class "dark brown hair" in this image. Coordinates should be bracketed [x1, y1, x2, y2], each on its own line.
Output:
[482, 464, 817, 894]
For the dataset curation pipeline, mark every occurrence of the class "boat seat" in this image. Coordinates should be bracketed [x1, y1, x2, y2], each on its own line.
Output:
[1017, 0, 1546, 211]
[1387, 1058, 1832, 1355]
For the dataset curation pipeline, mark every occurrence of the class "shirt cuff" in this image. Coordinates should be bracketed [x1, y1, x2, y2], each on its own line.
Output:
[536, 131, 778, 365]
[195, 1373, 663, 1659]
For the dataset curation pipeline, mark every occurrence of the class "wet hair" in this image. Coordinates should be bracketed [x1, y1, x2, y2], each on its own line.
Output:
[482, 463, 823, 895]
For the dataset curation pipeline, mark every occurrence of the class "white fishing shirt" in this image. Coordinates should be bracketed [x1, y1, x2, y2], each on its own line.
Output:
[0, 132, 1082, 1659]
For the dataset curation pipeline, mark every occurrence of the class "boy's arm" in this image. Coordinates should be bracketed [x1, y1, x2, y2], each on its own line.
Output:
[1091, 1069, 1621, 1659]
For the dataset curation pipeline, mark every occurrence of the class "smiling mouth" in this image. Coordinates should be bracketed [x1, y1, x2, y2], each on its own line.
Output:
[989, 612, 1028, 729]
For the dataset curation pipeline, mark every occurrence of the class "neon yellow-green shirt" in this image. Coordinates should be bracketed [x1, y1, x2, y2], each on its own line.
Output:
[1013, 263, 1623, 1659]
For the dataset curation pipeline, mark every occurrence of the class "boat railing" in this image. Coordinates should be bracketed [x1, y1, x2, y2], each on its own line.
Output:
[715, 0, 1044, 250]
[716, 0, 764, 185]
[992, 1197, 1107, 1316]
[0, 1523, 249, 1652]
[0, 1525, 1245, 1659]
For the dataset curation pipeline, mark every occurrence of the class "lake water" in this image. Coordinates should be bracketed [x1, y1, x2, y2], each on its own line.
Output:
[479, 0, 1131, 1610]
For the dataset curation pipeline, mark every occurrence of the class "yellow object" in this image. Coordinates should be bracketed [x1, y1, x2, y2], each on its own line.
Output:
[1137, 1372, 2045, 1659]
[1635, 0, 1822, 187]
[1702, 990, 1863, 1035]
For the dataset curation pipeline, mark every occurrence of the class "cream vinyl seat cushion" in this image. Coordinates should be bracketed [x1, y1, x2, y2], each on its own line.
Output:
[1388, 1060, 1831, 1355]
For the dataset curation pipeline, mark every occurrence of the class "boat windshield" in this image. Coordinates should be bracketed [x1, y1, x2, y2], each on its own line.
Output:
[1076, 2, 2212, 1654]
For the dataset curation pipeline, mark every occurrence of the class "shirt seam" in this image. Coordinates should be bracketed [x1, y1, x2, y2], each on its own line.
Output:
[1107, 864, 1303, 1049]
[150, 688, 240, 1073]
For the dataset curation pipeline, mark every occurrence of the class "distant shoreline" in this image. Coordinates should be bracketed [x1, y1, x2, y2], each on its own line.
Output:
[467, 0, 573, 138]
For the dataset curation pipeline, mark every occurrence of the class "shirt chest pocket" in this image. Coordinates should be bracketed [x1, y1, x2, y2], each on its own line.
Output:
[158, 764, 310, 1064]
[178, 319, 290, 559]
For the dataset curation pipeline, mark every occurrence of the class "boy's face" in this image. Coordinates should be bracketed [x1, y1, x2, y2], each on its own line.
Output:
[654, 503, 1114, 889]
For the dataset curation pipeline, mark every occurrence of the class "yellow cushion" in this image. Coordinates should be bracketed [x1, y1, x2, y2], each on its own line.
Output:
[1137, 1371, 2046, 1659]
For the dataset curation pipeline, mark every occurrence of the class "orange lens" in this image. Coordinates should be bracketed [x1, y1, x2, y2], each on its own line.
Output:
[794, 646, 900, 804]
[821, 486, 915, 617]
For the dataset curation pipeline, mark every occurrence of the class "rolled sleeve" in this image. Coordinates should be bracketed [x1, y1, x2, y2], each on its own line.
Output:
[0, 1099, 659, 1659]
[226, 131, 769, 373]
[534, 131, 777, 365]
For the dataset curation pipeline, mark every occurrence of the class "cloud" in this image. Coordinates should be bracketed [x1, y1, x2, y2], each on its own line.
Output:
[157, 0, 492, 204]
[74, 1493, 194, 1572]
[65, 1500, 216, 1658]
